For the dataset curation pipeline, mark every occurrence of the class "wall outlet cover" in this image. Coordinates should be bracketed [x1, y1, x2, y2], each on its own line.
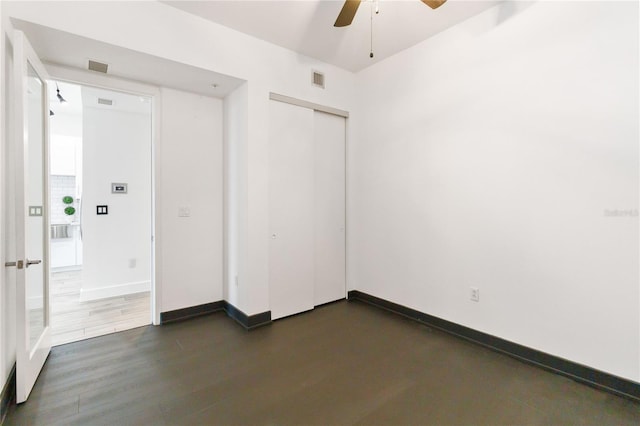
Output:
[470, 287, 480, 302]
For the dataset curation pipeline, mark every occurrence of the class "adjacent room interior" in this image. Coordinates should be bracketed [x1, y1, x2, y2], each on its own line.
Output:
[48, 80, 153, 346]
[0, 0, 638, 424]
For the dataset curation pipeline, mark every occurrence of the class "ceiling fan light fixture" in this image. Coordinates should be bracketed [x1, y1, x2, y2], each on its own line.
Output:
[334, 0, 361, 27]
[334, 0, 448, 27]
[421, 0, 447, 10]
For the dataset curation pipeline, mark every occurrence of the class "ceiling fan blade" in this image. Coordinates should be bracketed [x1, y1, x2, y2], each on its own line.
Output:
[334, 0, 362, 27]
[421, 0, 447, 9]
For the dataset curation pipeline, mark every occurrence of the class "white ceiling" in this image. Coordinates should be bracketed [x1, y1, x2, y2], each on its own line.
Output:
[163, 0, 501, 72]
[14, 0, 501, 95]
[13, 19, 245, 98]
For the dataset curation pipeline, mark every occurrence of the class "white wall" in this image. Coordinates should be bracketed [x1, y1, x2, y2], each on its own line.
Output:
[351, 1, 639, 381]
[81, 96, 152, 300]
[2, 0, 356, 317]
[223, 83, 248, 311]
[49, 111, 81, 139]
[160, 88, 224, 312]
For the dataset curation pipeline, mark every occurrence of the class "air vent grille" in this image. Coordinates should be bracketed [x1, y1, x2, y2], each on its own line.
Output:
[97, 98, 113, 106]
[312, 71, 325, 89]
[88, 60, 109, 73]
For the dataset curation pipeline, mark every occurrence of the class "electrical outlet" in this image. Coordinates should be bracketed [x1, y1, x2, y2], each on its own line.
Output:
[470, 287, 480, 302]
[178, 207, 191, 217]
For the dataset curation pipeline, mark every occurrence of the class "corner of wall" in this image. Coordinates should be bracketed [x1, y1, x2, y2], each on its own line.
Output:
[222, 82, 248, 311]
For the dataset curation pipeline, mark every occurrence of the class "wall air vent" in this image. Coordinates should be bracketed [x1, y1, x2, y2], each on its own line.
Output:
[88, 60, 109, 73]
[312, 71, 325, 89]
[97, 98, 113, 106]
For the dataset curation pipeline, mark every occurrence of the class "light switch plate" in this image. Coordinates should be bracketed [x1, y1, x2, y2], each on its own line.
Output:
[29, 206, 43, 216]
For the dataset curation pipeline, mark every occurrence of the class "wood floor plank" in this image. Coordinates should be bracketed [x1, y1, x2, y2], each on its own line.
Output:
[6, 302, 640, 426]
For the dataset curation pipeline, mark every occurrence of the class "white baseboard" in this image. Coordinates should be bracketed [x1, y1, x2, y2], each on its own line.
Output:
[51, 265, 82, 273]
[79, 281, 150, 302]
[27, 296, 44, 310]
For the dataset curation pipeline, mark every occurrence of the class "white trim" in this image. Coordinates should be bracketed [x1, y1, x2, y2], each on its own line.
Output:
[50, 265, 81, 273]
[44, 63, 162, 325]
[269, 92, 349, 118]
[27, 296, 43, 310]
[44, 63, 160, 99]
[150, 85, 162, 325]
[79, 281, 150, 302]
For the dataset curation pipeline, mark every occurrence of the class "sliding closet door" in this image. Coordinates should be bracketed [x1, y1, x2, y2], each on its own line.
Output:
[314, 111, 346, 306]
[268, 101, 315, 320]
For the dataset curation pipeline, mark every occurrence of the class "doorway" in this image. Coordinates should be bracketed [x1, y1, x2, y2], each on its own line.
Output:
[48, 80, 152, 346]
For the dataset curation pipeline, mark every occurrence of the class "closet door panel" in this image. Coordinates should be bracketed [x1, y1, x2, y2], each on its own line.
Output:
[314, 111, 346, 306]
[268, 101, 315, 320]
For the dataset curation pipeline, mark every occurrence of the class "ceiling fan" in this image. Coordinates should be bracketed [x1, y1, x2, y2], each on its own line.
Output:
[334, 0, 447, 27]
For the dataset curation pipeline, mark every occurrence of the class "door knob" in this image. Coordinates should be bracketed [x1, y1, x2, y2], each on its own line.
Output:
[25, 259, 41, 268]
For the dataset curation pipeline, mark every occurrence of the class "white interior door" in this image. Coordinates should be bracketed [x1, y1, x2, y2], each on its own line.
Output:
[12, 30, 52, 403]
[269, 101, 315, 320]
[313, 111, 346, 306]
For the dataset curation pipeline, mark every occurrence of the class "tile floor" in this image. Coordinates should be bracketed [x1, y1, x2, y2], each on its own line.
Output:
[50, 270, 150, 346]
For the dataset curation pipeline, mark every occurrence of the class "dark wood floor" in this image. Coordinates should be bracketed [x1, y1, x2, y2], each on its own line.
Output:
[5, 300, 640, 425]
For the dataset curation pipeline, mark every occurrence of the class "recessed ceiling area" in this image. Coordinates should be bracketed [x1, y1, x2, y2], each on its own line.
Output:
[12, 19, 245, 98]
[163, 0, 502, 72]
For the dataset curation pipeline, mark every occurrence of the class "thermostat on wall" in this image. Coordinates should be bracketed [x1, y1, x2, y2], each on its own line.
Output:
[112, 183, 128, 194]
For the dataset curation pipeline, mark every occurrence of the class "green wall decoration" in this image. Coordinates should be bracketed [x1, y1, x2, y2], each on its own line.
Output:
[62, 196, 74, 204]
[64, 206, 76, 216]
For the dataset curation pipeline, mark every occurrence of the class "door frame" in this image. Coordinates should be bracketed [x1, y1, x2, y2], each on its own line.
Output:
[0, 16, 17, 401]
[44, 64, 162, 325]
